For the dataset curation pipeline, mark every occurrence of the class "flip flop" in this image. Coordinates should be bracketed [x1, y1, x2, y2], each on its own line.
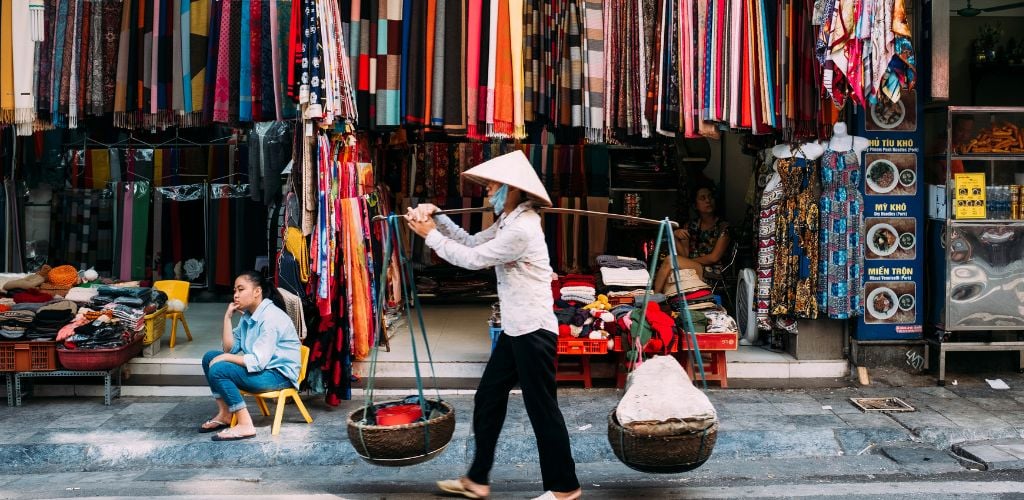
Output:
[211, 429, 256, 441]
[532, 490, 582, 500]
[197, 419, 230, 434]
[436, 479, 487, 499]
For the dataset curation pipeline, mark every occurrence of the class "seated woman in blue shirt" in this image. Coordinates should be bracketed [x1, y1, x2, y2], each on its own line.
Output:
[198, 271, 302, 441]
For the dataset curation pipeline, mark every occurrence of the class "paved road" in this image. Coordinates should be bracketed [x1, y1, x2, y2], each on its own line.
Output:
[4, 465, 1024, 499]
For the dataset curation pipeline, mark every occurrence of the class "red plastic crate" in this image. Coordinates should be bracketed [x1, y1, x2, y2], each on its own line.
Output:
[679, 332, 739, 351]
[0, 341, 59, 372]
[557, 338, 608, 355]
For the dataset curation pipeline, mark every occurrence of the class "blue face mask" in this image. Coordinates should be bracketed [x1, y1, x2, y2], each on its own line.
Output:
[488, 184, 509, 215]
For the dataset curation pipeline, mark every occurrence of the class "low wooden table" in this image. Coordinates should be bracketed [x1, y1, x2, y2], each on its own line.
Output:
[614, 332, 738, 388]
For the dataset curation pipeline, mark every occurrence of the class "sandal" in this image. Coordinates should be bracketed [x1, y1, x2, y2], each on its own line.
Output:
[211, 429, 256, 441]
[197, 419, 230, 434]
[437, 478, 488, 499]
[532, 490, 582, 500]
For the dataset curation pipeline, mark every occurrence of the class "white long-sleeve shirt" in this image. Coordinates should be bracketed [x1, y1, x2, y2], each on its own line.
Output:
[425, 202, 559, 337]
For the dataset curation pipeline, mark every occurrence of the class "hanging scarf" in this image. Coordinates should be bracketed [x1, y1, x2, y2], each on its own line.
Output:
[490, 0, 513, 138]
[0, 0, 15, 124]
[67, 0, 83, 129]
[465, 0, 482, 138]
[35, 0, 55, 123]
[13, 0, 42, 132]
[476, 0, 490, 136]
[212, 0, 231, 122]
[521, 0, 535, 123]
[484, 0, 497, 136]
[429, 0, 446, 127]
[442, 0, 466, 135]
[113, 0, 131, 127]
[580, 0, 604, 143]
[202, 0, 221, 123]
[183, 0, 209, 126]
[239, 0, 252, 122]
[269, 0, 282, 119]
[509, 0, 524, 139]
[250, 0, 263, 121]
[404, 0, 426, 124]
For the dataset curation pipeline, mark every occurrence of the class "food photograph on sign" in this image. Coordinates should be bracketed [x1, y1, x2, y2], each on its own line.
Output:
[865, 90, 918, 132]
[865, 217, 916, 260]
[865, 153, 917, 196]
[864, 281, 916, 324]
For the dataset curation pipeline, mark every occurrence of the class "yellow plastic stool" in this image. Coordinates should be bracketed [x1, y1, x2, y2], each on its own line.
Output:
[154, 280, 193, 348]
[231, 345, 313, 435]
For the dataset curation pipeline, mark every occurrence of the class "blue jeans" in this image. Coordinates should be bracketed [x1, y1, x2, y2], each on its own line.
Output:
[202, 350, 291, 413]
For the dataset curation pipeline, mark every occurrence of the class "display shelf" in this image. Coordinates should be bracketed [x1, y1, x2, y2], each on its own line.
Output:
[935, 106, 1024, 385]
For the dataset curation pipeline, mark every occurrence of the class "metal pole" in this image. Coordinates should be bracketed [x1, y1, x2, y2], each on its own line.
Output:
[373, 206, 679, 228]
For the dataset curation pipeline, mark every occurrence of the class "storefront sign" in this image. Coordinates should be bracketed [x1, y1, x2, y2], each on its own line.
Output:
[953, 173, 987, 219]
[855, 90, 925, 340]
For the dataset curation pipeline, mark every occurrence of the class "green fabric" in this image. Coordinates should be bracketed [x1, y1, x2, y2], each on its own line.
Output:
[686, 310, 708, 333]
[131, 182, 151, 279]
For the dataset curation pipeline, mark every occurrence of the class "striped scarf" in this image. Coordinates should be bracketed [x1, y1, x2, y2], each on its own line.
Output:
[0, 0, 15, 124]
[580, 0, 604, 143]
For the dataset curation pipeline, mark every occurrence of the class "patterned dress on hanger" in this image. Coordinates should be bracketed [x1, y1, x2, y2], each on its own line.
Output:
[770, 155, 820, 320]
[817, 142, 863, 319]
[755, 154, 782, 331]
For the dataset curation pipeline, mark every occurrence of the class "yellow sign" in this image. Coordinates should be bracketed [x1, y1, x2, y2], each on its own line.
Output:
[954, 173, 987, 219]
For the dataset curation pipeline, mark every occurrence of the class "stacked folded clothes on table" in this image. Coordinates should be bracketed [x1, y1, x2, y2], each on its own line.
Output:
[64, 287, 99, 304]
[599, 266, 650, 288]
[674, 305, 738, 333]
[87, 287, 168, 335]
[595, 255, 648, 270]
[0, 310, 35, 340]
[664, 269, 717, 312]
[29, 300, 79, 340]
[557, 273, 597, 304]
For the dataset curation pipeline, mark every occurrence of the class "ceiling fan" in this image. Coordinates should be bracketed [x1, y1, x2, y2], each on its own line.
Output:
[952, 0, 1024, 16]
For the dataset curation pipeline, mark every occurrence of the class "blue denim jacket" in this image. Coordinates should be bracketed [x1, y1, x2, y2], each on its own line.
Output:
[231, 299, 301, 388]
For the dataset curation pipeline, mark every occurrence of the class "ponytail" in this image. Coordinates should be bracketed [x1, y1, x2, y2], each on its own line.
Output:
[239, 270, 287, 312]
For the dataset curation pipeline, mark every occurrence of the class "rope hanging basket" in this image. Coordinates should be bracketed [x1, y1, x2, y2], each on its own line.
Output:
[607, 409, 717, 474]
[347, 399, 456, 467]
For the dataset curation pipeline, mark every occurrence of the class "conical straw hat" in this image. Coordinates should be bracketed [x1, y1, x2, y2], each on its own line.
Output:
[460, 151, 552, 207]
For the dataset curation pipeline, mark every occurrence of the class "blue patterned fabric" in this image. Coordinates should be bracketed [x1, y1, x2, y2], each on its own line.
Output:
[818, 147, 864, 319]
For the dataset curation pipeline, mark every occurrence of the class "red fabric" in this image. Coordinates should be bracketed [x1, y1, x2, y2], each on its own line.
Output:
[558, 324, 572, 338]
[644, 303, 676, 349]
[12, 290, 54, 304]
[684, 289, 713, 300]
[0, 304, 10, 312]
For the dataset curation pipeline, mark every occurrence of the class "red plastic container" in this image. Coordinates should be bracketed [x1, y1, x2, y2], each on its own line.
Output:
[376, 404, 423, 426]
[56, 334, 144, 371]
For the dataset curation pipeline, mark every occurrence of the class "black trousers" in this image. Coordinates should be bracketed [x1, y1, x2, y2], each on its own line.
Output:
[467, 329, 580, 492]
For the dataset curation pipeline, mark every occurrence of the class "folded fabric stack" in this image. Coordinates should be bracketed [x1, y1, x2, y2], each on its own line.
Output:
[607, 290, 667, 305]
[64, 287, 99, 304]
[595, 255, 648, 270]
[1, 273, 45, 293]
[63, 317, 131, 350]
[88, 287, 167, 333]
[29, 300, 79, 340]
[0, 310, 35, 340]
[599, 267, 650, 288]
[558, 274, 597, 304]
[664, 269, 717, 312]
[674, 305, 739, 333]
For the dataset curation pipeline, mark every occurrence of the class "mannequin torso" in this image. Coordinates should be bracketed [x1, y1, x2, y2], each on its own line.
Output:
[827, 122, 870, 155]
[771, 142, 824, 161]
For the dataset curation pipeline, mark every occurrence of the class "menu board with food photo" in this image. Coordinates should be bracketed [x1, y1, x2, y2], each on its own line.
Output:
[865, 153, 917, 196]
[865, 90, 918, 133]
[855, 91, 925, 340]
[865, 217, 917, 260]
[864, 281, 917, 325]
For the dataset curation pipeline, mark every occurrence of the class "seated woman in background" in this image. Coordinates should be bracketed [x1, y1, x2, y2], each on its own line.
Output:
[683, 184, 731, 274]
[198, 271, 302, 441]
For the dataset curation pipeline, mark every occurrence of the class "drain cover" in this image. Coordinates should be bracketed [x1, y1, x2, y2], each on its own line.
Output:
[850, 397, 916, 412]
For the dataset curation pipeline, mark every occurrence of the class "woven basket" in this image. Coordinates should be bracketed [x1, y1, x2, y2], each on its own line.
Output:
[607, 409, 717, 474]
[347, 400, 456, 467]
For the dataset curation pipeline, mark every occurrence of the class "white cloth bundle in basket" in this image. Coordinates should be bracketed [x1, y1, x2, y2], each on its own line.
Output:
[616, 355, 717, 436]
